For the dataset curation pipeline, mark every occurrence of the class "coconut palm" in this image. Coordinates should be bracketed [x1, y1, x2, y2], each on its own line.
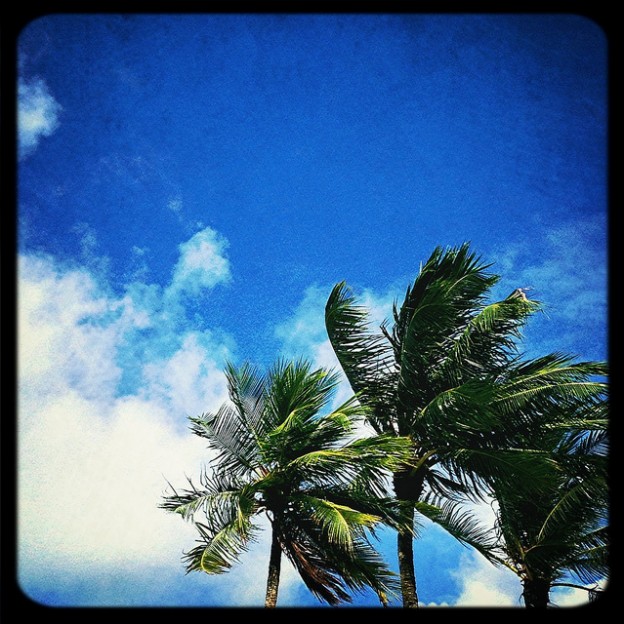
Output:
[479, 359, 609, 608]
[160, 358, 411, 607]
[323, 243, 606, 607]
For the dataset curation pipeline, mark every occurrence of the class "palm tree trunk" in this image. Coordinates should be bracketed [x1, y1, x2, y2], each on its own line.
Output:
[397, 504, 419, 608]
[522, 577, 550, 608]
[393, 469, 423, 608]
[265, 527, 282, 608]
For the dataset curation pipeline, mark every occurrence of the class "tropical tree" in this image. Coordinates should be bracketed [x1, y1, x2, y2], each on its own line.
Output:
[323, 242, 606, 607]
[160, 358, 412, 607]
[478, 358, 609, 607]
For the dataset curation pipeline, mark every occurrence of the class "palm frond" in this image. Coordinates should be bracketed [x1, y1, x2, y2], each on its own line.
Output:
[161, 471, 259, 531]
[265, 359, 340, 427]
[446, 447, 559, 501]
[183, 518, 257, 574]
[189, 406, 262, 478]
[563, 527, 609, 585]
[278, 510, 400, 605]
[393, 244, 500, 407]
[300, 495, 379, 549]
[415, 499, 497, 560]
[325, 281, 398, 435]
[536, 474, 608, 545]
[437, 296, 540, 385]
[287, 434, 411, 493]
[305, 485, 412, 534]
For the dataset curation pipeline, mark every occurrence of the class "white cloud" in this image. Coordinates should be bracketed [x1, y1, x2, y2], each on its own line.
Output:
[18, 254, 123, 406]
[452, 551, 523, 607]
[18, 77, 62, 158]
[17, 245, 307, 606]
[18, 390, 209, 569]
[18, 253, 220, 571]
[142, 332, 230, 418]
[550, 580, 607, 607]
[275, 285, 351, 408]
[166, 226, 231, 298]
[449, 548, 602, 608]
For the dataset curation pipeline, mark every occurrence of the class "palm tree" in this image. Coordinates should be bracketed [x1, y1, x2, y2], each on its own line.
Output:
[323, 242, 605, 607]
[161, 358, 411, 607]
[478, 358, 609, 607]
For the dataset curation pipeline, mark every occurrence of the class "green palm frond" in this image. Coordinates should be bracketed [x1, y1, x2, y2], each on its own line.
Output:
[446, 446, 560, 501]
[189, 405, 261, 478]
[535, 474, 607, 544]
[224, 361, 267, 434]
[306, 485, 412, 534]
[161, 471, 258, 531]
[265, 359, 340, 427]
[261, 391, 364, 465]
[183, 518, 257, 574]
[301, 495, 379, 548]
[510, 354, 607, 380]
[393, 245, 500, 401]
[564, 527, 609, 585]
[436, 296, 539, 385]
[187, 361, 273, 478]
[278, 510, 400, 606]
[392, 244, 497, 346]
[329, 534, 401, 604]
[325, 281, 398, 435]
[494, 362, 607, 419]
[423, 467, 475, 502]
[416, 499, 497, 560]
[287, 433, 411, 493]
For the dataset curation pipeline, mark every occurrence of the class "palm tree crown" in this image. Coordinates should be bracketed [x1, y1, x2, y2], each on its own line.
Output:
[161, 358, 411, 607]
[324, 242, 607, 607]
[481, 361, 609, 607]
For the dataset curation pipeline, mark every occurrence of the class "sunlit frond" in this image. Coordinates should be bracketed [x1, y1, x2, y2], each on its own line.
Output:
[183, 518, 258, 575]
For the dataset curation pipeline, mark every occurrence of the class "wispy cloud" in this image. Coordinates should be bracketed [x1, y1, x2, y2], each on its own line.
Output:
[490, 215, 607, 358]
[275, 283, 397, 366]
[18, 77, 62, 159]
[167, 197, 183, 214]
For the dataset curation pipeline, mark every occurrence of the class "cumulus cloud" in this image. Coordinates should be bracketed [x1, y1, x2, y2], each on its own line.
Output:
[17, 234, 310, 606]
[18, 253, 123, 405]
[18, 77, 62, 158]
[452, 551, 523, 607]
[142, 332, 230, 418]
[18, 254, 217, 566]
[449, 548, 600, 608]
[18, 390, 210, 569]
[550, 581, 607, 607]
[166, 227, 231, 298]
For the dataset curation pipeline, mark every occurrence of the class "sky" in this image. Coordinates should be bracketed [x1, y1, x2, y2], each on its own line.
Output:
[14, 12, 608, 609]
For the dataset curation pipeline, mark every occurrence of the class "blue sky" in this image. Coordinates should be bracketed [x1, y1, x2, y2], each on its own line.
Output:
[16, 13, 608, 608]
